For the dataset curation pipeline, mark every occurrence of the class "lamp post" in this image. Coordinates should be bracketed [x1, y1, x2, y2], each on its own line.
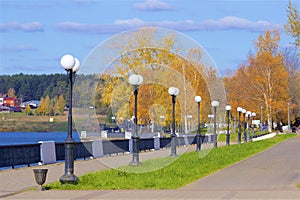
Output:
[252, 112, 256, 139]
[242, 108, 247, 143]
[128, 74, 143, 166]
[260, 106, 263, 131]
[225, 105, 231, 146]
[195, 96, 202, 151]
[160, 115, 165, 132]
[211, 101, 219, 148]
[237, 107, 242, 144]
[287, 102, 291, 131]
[246, 111, 251, 142]
[59, 54, 80, 184]
[208, 114, 214, 134]
[169, 87, 179, 157]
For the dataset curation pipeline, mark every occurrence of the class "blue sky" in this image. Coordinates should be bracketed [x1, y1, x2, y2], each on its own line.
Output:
[0, 0, 297, 75]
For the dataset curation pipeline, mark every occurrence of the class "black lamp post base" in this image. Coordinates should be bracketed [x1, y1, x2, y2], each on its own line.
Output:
[214, 134, 218, 148]
[59, 174, 78, 184]
[170, 152, 177, 157]
[129, 136, 141, 166]
[244, 132, 247, 143]
[170, 134, 177, 157]
[196, 135, 202, 151]
[129, 160, 142, 166]
[226, 134, 230, 146]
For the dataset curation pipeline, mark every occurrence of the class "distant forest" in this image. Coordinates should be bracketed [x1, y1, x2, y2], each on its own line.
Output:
[0, 73, 70, 102]
[0, 73, 100, 106]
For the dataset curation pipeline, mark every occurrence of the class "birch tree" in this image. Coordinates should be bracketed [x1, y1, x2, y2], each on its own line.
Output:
[225, 30, 289, 132]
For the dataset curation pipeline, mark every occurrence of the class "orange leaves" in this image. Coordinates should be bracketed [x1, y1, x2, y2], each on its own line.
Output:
[254, 30, 280, 55]
[225, 30, 290, 127]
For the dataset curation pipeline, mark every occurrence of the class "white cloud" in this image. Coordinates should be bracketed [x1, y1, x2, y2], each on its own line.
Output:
[55, 22, 124, 34]
[0, 45, 38, 53]
[201, 16, 280, 32]
[133, 0, 176, 11]
[0, 22, 44, 32]
[73, 0, 97, 5]
[55, 16, 283, 34]
[114, 18, 145, 26]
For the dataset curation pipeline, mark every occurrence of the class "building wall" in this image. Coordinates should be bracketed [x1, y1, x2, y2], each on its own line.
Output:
[3, 98, 20, 107]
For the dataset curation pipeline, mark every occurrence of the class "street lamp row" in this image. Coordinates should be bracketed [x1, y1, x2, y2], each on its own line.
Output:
[237, 106, 257, 144]
[58, 54, 260, 186]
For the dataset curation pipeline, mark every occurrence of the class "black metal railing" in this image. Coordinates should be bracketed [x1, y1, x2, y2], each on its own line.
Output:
[139, 138, 154, 151]
[0, 143, 41, 169]
[55, 142, 93, 161]
[0, 135, 212, 169]
[103, 139, 129, 155]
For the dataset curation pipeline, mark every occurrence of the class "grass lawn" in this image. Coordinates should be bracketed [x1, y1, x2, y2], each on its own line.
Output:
[0, 112, 69, 132]
[46, 134, 296, 190]
[0, 111, 106, 132]
[217, 131, 268, 143]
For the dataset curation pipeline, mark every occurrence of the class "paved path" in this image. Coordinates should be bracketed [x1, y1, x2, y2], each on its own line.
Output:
[1, 135, 300, 199]
[181, 134, 300, 191]
[0, 142, 203, 197]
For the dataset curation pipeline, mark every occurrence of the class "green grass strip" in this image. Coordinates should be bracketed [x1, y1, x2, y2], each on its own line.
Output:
[46, 134, 296, 190]
[217, 131, 269, 142]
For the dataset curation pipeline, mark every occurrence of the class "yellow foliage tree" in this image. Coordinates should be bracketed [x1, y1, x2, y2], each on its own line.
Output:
[225, 30, 290, 132]
[283, 47, 300, 123]
[55, 95, 66, 115]
[24, 104, 32, 115]
[97, 28, 212, 132]
[7, 88, 15, 98]
[36, 95, 51, 116]
[285, 1, 300, 47]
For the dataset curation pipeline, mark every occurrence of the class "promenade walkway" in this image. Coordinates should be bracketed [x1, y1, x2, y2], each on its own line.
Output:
[1, 135, 299, 199]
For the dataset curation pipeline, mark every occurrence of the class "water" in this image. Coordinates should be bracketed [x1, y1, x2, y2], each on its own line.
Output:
[0, 132, 81, 146]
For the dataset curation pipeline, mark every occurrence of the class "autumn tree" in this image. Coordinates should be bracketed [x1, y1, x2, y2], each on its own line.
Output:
[285, 1, 300, 47]
[7, 88, 15, 98]
[54, 95, 66, 115]
[283, 46, 300, 123]
[36, 98, 44, 115]
[225, 30, 290, 132]
[36, 95, 51, 116]
[97, 29, 212, 132]
[24, 104, 33, 115]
